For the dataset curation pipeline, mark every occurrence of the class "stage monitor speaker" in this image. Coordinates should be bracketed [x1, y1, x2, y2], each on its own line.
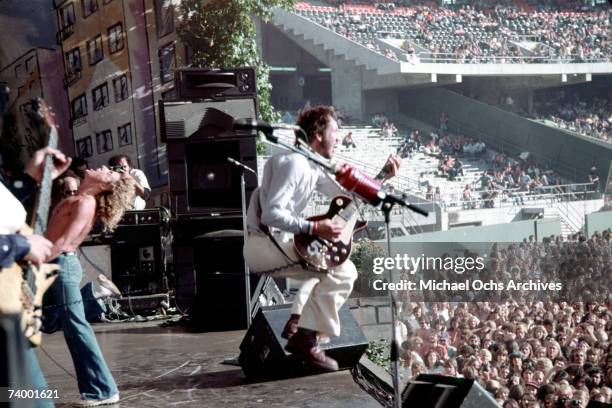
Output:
[402, 374, 498, 408]
[174, 67, 257, 100]
[587, 402, 612, 408]
[239, 304, 367, 380]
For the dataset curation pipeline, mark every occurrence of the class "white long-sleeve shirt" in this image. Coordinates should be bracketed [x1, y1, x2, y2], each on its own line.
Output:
[247, 152, 343, 234]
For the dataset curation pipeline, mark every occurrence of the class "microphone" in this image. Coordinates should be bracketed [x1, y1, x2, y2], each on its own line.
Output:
[334, 163, 429, 216]
[334, 163, 385, 205]
[227, 157, 256, 175]
[233, 118, 302, 133]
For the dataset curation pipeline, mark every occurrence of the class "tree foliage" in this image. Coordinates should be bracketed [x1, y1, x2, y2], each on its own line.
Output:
[350, 238, 387, 296]
[177, 0, 295, 123]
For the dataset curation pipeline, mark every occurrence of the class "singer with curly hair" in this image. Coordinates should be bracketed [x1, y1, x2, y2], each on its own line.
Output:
[244, 105, 400, 372]
[42, 165, 134, 406]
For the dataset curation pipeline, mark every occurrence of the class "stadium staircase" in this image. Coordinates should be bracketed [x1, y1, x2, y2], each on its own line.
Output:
[272, 8, 401, 76]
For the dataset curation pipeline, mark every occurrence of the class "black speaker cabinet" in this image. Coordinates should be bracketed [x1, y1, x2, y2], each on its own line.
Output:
[160, 98, 257, 141]
[174, 67, 257, 100]
[402, 375, 499, 408]
[177, 233, 257, 331]
[162, 99, 258, 216]
[174, 214, 243, 311]
[110, 224, 168, 295]
[239, 304, 367, 380]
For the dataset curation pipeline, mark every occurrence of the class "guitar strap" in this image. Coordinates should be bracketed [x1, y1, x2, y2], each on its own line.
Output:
[257, 193, 325, 274]
[261, 224, 308, 270]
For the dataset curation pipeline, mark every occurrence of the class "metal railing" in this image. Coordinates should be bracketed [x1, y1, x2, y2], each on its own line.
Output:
[444, 182, 597, 211]
[56, 24, 75, 44]
[63, 70, 81, 89]
[533, 118, 612, 145]
[69, 115, 86, 128]
[413, 52, 610, 64]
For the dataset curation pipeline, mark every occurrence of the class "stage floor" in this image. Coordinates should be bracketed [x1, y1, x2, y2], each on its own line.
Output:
[37, 319, 378, 407]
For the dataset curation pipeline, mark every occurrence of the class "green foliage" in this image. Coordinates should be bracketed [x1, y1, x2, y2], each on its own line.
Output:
[177, 0, 295, 123]
[366, 339, 391, 369]
[351, 238, 386, 273]
[350, 238, 386, 296]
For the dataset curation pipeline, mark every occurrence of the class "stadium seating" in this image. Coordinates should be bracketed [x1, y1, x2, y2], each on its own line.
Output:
[293, 1, 611, 64]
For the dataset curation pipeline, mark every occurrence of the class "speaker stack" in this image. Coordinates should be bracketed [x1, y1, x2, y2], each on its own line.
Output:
[161, 67, 258, 331]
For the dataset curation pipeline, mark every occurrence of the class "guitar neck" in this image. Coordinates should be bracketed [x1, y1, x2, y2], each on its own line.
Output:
[32, 126, 58, 235]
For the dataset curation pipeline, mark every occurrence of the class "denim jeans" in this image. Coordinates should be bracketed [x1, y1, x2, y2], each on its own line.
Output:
[42, 253, 118, 400]
[25, 346, 54, 407]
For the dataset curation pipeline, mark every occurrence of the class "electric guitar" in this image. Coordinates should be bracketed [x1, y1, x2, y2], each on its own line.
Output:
[294, 195, 367, 271]
[0, 98, 60, 346]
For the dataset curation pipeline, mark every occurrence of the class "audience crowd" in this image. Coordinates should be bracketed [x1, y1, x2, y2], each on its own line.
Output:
[384, 230, 612, 407]
[368, 110, 601, 209]
[530, 96, 610, 144]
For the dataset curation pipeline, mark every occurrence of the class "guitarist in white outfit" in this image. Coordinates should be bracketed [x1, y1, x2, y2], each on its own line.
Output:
[1, 146, 71, 408]
[243, 106, 400, 372]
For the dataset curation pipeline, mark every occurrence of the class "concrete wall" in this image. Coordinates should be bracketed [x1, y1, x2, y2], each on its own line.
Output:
[585, 211, 612, 236]
[379, 218, 561, 245]
[398, 87, 612, 184]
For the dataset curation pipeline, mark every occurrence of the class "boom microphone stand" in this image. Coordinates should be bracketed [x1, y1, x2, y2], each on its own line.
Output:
[227, 157, 257, 327]
[380, 195, 409, 408]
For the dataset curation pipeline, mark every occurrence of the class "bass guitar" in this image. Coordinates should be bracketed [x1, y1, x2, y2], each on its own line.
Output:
[0, 98, 60, 346]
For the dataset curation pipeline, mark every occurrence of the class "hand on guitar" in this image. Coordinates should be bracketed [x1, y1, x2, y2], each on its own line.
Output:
[377, 154, 402, 181]
[314, 219, 343, 242]
[25, 147, 72, 183]
[23, 234, 54, 266]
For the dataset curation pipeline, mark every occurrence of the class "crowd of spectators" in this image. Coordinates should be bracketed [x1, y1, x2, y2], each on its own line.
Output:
[474, 151, 570, 207]
[411, 111, 591, 209]
[386, 230, 612, 407]
[365, 111, 594, 210]
[530, 96, 610, 144]
[295, 1, 611, 64]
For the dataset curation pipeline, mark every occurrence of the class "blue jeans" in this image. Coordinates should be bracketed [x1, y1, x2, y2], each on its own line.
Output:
[42, 253, 118, 400]
[25, 347, 54, 407]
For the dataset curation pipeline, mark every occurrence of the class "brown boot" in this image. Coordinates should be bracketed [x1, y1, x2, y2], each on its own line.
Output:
[285, 328, 339, 372]
[281, 314, 300, 340]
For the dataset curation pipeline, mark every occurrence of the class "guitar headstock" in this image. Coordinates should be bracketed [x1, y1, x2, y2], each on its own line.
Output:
[24, 98, 57, 137]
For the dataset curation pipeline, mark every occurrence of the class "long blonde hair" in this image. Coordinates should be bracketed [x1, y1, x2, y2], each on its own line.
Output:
[96, 175, 135, 232]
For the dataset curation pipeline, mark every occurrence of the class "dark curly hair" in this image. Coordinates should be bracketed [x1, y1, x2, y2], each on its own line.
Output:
[295, 105, 337, 146]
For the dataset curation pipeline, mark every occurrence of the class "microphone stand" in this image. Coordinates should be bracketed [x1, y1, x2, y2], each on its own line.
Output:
[227, 157, 256, 327]
[262, 130, 336, 173]
[382, 198, 402, 408]
[257, 130, 428, 406]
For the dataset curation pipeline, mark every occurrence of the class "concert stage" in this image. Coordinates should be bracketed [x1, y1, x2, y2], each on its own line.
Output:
[38, 320, 378, 407]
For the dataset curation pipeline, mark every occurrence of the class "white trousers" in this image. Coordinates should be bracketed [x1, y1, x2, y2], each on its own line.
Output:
[243, 232, 357, 337]
[291, 278, 319, 315]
